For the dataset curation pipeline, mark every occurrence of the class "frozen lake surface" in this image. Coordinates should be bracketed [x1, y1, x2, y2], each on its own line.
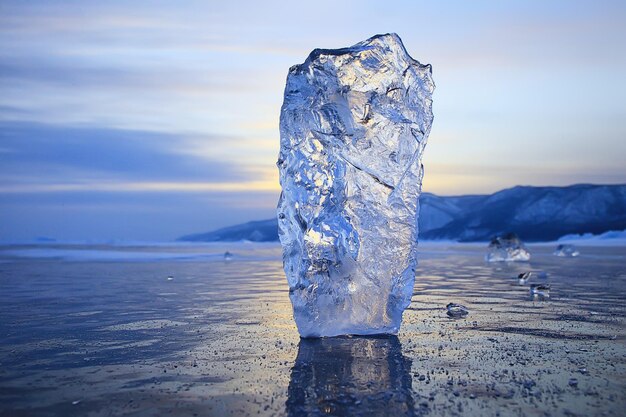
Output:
[0, 242, 625, 416]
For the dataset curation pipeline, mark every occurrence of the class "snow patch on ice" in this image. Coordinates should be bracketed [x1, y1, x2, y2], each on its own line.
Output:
[557, 229, 626, 246]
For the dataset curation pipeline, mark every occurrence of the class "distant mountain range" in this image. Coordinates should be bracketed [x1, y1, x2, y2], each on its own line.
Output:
[178, 184, 626, 242]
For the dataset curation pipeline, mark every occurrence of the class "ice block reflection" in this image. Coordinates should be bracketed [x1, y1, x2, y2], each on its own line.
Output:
[286, 336, 415, 416]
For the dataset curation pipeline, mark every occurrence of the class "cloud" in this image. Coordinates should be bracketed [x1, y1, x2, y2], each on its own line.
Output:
[0, 189, 279, 241]
[0, 121, 263, 188]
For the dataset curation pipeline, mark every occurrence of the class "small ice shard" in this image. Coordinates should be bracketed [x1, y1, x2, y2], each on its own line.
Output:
[554, 244, 579, 257]
[224, 251, 233, 261]
[446, 303, 469, 319]
[485, 233, 530, 262]
[518, 272, 531, 285]
[277, 34, 434, 337]
[530, 284, 550, 300]
[518, 271, 548, 285]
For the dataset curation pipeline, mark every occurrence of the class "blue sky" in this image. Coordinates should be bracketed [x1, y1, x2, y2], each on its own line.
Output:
[1, 0, 625, 241]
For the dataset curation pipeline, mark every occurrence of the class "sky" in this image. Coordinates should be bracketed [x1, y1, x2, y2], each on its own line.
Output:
[1, 0, 625, 241]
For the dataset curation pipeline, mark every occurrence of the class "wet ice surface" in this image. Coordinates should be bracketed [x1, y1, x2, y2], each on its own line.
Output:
[0, 243, 625, 417]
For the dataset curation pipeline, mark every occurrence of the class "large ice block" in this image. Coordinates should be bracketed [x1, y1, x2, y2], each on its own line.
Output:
[277, 34, 434, 337]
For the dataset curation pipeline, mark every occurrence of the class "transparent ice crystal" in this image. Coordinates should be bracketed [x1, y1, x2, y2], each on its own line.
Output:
[530, 284, 551, 300]
[553, 244, 579, 257]
[446, 303, 469, 319]
[277, 34, 434, 337]
[518, 272, 531, 285]
[485, 233, 531, 262]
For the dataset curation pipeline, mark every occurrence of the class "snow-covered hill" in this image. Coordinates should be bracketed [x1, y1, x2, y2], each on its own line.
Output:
[178, 184, 626, 242]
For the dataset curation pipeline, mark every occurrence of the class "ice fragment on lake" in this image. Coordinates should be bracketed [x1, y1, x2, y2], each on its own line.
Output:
[485, 233, 530, 262]
[554, 244, 579, 257]
[446, 303, 469, 319]
[518, 272, 531, 285]
[530, 284, 550, 300]
[518, 271, 547, 285]
[277, 33, 434, 337]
